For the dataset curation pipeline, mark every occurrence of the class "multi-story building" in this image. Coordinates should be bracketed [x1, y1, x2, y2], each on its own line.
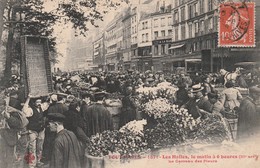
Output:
[105, 13, 123, 71]
[93, 33, 105, 71]
[122, 7, 132, 70]
[130, 0, 158, 71]
[136, 14, 153, 72]
[170, 0, 260, 73]
[65, 34, 93, 71]
[151, 4, 173, 72]
[168, 0, 218, 73]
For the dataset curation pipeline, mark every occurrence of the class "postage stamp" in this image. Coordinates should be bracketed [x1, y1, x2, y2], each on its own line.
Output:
[218, 2, 255, 47]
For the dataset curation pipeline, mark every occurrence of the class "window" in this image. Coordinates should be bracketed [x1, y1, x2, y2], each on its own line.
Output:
[179, 0, 185, 5]
[168, 17, 172, 26]
[200, 20, 204, 33]
[154, 19, 159, 27]
[208, 0, 213, 11]
[146, 33, 148, 42]
[188, 4, 193, 19]
[154, 45, 158, 55]
[194, 3, 197, 16]
[195, 22, 199, 33]
[142, 22, 145, 30]
[181, 25, 185, 40]
[154, 31, 158, 39]
[142, 34, 145, 42]
[168, 44, 172, 54]
[168, 29, 172, 36]
[206, 40, 211, 49]
[145, 21, 148, 29]
[213, 15, 218, 31]
[161, 45, 166, 54]
[199, 0, 204, 14]
[161, 18, 166, 27]
[175, 0, 178, 7]
[188, 24, 192, 38]
[175, 27, 178, 41]
[174, 11, 178, 24]
[181, 7, 185, 21]
[161, 30, 165, 37]
[208, 17, 213, 30]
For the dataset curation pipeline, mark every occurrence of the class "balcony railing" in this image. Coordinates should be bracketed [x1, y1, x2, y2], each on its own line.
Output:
[154, 35, 172, 40]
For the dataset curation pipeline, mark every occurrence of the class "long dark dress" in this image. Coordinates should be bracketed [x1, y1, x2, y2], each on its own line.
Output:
[237, 97, 258, 140]
[50, 129, 81, 168]
[85, 103, 113, 137]
[119, 95, 137, 127]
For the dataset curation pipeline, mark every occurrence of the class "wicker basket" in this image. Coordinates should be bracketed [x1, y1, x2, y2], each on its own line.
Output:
[226, 118, 238, 140]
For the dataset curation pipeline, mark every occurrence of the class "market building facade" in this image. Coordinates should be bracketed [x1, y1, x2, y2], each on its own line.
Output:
[93, 33, 106, 71]
[170, 0, 260, 73]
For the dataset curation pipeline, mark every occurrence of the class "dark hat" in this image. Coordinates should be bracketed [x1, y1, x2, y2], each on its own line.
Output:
[47, 113, 65, 123]
[146, 78, 154, 82]
[208, 92, 218, 99]
[191, 83, 204, 93]
[81, 92, 92, 99]
[94, 91, 108, 100]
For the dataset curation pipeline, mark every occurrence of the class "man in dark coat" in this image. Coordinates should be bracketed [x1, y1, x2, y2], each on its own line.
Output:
[176, 82, 189, 107]
[237, 86, 260, 140]
[0, 101, 27, 168]
[48, 113, 81, 168]
[42, 94, 68, 164]
[46, 94, 68, 115]
[119, 86, 137, 127]
[85, 92, 113, 137]
[80, 92, 92, 134]
[192, 84, 213, 113]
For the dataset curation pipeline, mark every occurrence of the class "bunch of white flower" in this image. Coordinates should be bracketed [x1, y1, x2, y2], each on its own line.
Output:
[172, 107, 199, 130]
[144, 98, 172, 119]
[119, 119, 147, 136]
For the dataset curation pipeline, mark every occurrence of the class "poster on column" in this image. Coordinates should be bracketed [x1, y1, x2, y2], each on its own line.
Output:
[20, 36, 53, 97]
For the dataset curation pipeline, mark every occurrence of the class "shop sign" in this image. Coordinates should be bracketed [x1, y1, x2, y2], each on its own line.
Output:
[152, 38, 172, 45]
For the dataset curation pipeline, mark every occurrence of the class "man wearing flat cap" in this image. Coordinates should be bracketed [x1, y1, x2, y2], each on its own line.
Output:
[84, 91, 113, 137]
[237, 86, 260, 141]
[47, 113, 81, 168]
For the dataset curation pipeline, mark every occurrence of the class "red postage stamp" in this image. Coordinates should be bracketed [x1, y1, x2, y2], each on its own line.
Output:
[218, 2, 255, 47]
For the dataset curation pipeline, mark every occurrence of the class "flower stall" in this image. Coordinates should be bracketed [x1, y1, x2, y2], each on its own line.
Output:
[85, 82, 232, 168]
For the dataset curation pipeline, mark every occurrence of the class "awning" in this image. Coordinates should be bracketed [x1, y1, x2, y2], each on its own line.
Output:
[169, 44, 185, 50]
[185, 59, 201, 63]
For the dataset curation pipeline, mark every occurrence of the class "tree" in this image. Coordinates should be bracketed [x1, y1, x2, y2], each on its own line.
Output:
[0, 0, 128, 86]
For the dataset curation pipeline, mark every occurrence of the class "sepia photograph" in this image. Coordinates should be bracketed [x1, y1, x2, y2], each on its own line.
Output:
[0, 0, 259, 168]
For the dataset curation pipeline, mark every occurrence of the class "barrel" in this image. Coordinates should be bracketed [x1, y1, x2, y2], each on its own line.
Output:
[85, 155, 105, 168]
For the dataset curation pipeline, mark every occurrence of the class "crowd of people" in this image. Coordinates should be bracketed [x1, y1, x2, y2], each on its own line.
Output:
[0, 68, 260, 168]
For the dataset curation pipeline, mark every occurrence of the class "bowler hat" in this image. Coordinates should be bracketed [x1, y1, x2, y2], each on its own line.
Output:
[47, 113, 65, 123]
[94, 91, 108, 100]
